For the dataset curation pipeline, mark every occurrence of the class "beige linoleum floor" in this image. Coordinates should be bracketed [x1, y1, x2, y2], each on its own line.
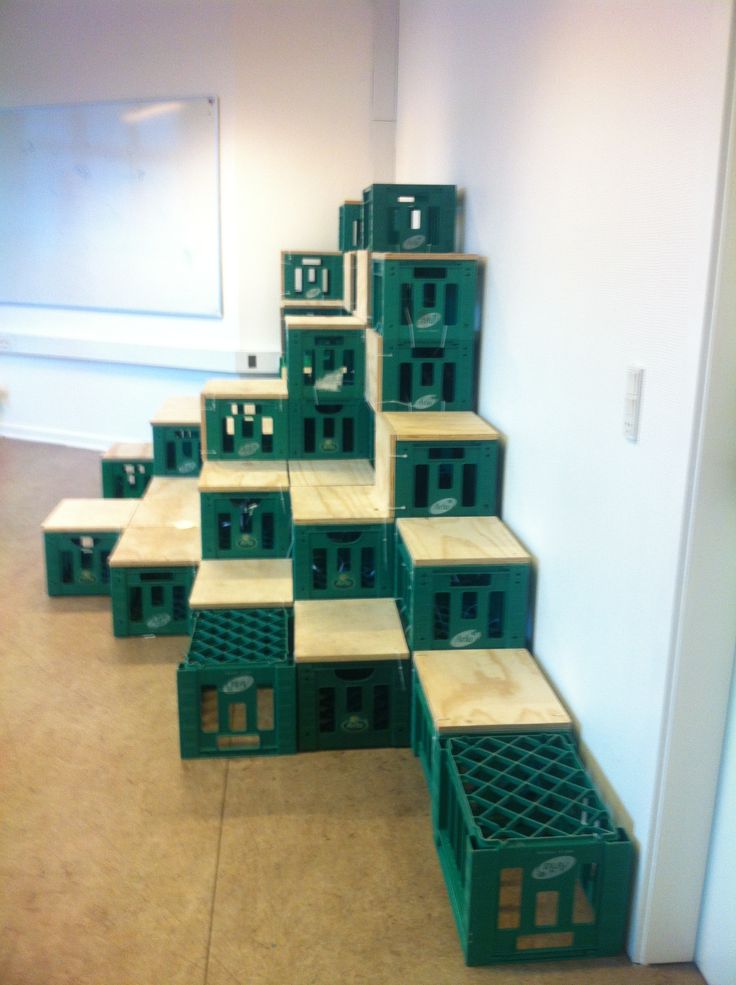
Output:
[0, 438, 707, 985]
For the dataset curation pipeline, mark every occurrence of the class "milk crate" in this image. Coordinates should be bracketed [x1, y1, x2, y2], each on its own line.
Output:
[371, 254, 479, 346]
[366, 329, 475, 412]
[109, 525, 199, 636]
[375, 412, 500, 518]
[151, 396, 202, 477]
[101, 443, 153, 498]
[201, 379, 289, 460]
[282, 251, 344, 302]
[293, 523, 394, 599]
[339, 200, 364, 251]
[294, 598, 410, 751]
[395, 517, 531, 651]
[178, 608, 296, 758]
[363, 184, 457, 253]
[288, 398, 371, 459]
[434, 733, 633, 965]
[285, 319, 366, 402]
[42, 499, 139, 596]
[410, 650, 572, 798]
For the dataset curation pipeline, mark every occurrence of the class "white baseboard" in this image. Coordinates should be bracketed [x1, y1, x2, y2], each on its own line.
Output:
[0, 421, 118, 451]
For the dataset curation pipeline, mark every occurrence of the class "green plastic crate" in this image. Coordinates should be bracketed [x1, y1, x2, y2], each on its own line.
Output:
[288, 399, 371, 459]
[293, 523, 394, 600]
[110, 565, 195, 637]
[44, 531, 119, 596]
[200, 491, 291, 559]
[363, 184, 457, 253]
[178, 608, 296, 758]
[395, 539, 530, 650]
[203, 397, 289, 460]
[372, 256, 478, 346]
[378, 340, 475, 412]
[152, 425, 201, 476]
[339, 201, 363, 251]
[297, 658, 410, 751]
[101, 458, 153, 498]
[282, 252, 344, 301]
[286, 327, 365, 402]
[434, 733, 632, 965]
[393, 439, 498, 517]
[411, 668, 443, 796]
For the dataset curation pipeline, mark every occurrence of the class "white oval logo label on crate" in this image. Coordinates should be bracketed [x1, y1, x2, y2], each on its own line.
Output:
[306, 287, 321, 299]
[450, 630, 481, 648]
[237, 442, 260, 457]
[223, 675, 255, 695]
[178, 460, 197, 474]
[146, 613, 172, 630]
[79, 571, 97, 583]
[238, 534, 258, 549]
[430, 497, 457, 516]
[416, 312, 442, 330]
[403, 234, 426, 250]
[341, 714, 369, 733]
[413, 394, 439, 410]
[334, 573, 355, 589]
[532, 856, 577, 881]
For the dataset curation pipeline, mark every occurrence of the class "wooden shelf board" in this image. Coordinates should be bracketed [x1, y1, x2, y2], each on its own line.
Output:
[102, 442, 153, 461]
[287, 459, 375, 488]
[150, 395, 201, 426]
[201, 377, 288, 400]
[109, 524, 200, 567]
[294, 599, 409, 663]
[381, 411, 499, 441]
[291, 485, 391, 524]
[42, 498, 139, 533]
[128, 477, 200, 530]
[198, 460, 289, 492]
[189, 559, 293, 609]
[397, 516, 530, 566]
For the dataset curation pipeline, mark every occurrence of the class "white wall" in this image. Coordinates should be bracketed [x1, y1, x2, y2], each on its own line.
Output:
[396, 0, 733, 965]
[0, 0, 393, 447]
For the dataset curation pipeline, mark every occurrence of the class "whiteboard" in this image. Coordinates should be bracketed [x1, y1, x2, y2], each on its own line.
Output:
[0, 97, 222, 318]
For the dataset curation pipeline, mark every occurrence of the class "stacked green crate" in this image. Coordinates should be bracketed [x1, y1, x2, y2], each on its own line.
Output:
[101, 442, 153, 498]
[282, 251, 344, 302]
[201, 378, 289, 460]
[151, 396, 202, 476]
[338, 200, 363, 251]
[362, 184, 457, 253]
[294, 598, 410, 751]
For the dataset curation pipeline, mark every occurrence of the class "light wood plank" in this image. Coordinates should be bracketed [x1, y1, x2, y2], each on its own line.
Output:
[283, 315, 366, 331]
[150, 395, 201, 426]
[372, 252, 481, 262]
[128, 477, 200, 529]
[189, 559, 293, 609]
[281, 299, 345, 310]
[354, 249, 371, 322]
[373, 411, 395, 514]
[200, 377, 288, 400]
[382, 411, 499, 441]
[102, 442, 153, 461]
[198, 460, 289, 492]
[287, 459, 374, 487]
[294, 599, 409, 663]
[413, 649, 572, 735]
[365, 327, 382, 412]
[396, 516, 530, 565]
[42, 498, 139, 532]
[291, 485, 390, 524]
[343, 251, 355, 311]
[109, 524, 200, 567]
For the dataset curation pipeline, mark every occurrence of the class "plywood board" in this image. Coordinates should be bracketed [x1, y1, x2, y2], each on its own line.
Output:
[281, 299, 344, 310]
[343, 251, 355, 311]
[150, 395, 201, 426]
[198, 460, 289, 493]
[291, 485, 390, 524]
[372, 253, 481, 262]
[200, 377, 288, 400]
[365, 327, 382, 412]
[42, 498, 139, 532]
[287, 459, 375, 487]
[189, 559, 293, 609]
[382, 411, 499, 442]
[413, 649, 572, 735]
[109, 524, 200, 567]
[294, 599, 409, 663]
[283, 315, 365, 331]
[397, 516, 530, 566]
[354, 250, 371, 322]
[102, 442, 153, 461]
[373, 412, 394, 515]
[128, 477, 200, 529]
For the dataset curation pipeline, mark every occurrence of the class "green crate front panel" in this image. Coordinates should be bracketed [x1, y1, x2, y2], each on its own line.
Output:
[298, 659, 410, 751]
[288, 399, 370, 459]
[293, 524, 394, 600]
[178, 609, 295, 758]
[282, 253, 344, 301]
[380, 341, 475, 412]
[396, 540, 529, 650]
[152, 425, 201, 476]
[372, 257, 478, 346]
[363, 184, 456, 253]
[200, 491, 291, 559]
[286, 328, 365, 402]
[411, 669, 442, 798]
[44, 530, 119, 596]
[339, 202, 363, 251]
[394, 440, 498, 517]
[434, 733, 632, 965]
[111, 565, 195, 637]
[203, 397, 289, 460]
[101, 459, 153, 499]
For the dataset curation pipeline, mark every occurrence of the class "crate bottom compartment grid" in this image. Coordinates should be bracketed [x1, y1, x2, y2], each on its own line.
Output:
[434, 733, 632, 965]
[178, 609, 295, 758]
